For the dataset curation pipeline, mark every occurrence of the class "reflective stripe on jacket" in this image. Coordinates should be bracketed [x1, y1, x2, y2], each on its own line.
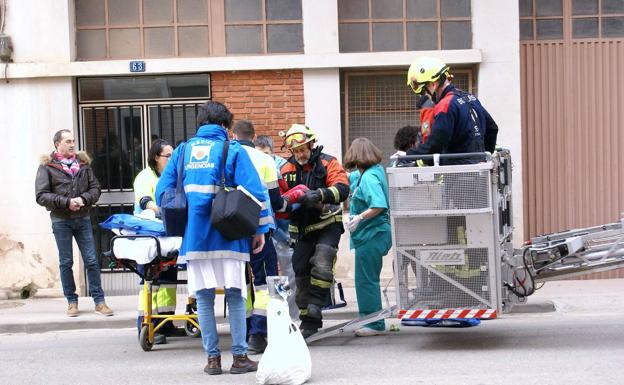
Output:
[155, 124, 271, 263]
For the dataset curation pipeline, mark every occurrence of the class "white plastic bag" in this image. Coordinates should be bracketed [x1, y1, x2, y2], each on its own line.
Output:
[256, 297, 311, 385]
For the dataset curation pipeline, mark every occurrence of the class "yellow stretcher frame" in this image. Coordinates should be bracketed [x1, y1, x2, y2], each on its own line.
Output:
[106, 234, 227, 352]
[138, 281, 225, 352]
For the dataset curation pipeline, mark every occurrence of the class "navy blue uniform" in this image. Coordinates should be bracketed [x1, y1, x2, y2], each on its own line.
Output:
[407, 84, 498, 165]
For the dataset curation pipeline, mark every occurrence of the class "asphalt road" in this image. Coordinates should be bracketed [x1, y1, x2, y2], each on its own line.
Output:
[1, 310, 623, 385]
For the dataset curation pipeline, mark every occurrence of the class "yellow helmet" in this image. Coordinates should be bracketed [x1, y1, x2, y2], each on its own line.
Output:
[407, 57, 450, 94]
[282, 124, 316, 150]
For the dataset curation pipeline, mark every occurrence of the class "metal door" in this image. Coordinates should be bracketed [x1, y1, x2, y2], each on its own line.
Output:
[79, 102, 204, 295]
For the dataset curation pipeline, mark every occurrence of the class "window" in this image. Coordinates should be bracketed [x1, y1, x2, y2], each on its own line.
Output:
[76, 0, 210, 59]
[338, 0, 472, 53]
[75, 0, 303, 59]
[78, 74, 211, 102]
[518, 0, 563, 40]
[520, 0, 624, 41]
[224, 0, 303, 54]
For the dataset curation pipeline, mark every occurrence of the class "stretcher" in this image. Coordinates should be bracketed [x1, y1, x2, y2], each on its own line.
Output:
[105, 233, 205, 351]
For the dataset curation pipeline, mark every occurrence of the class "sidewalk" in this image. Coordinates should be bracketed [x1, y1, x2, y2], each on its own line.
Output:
[0, 279, 622, 334]
[0, 287, 362, 334]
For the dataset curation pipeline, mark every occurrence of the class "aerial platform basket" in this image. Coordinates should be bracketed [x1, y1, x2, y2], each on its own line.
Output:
[387, 151, 514, 321]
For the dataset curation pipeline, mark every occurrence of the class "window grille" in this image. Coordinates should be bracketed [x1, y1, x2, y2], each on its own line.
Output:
[344, 69, 472, 164]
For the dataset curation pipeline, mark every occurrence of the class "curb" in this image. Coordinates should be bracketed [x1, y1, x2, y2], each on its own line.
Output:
[0, 310, 361, 335]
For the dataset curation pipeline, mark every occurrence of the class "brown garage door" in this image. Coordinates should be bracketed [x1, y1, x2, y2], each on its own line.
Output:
[520, 0, 624, 279]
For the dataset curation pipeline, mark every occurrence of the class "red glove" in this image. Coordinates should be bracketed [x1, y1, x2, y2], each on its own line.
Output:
[278, 178, 289, 194]
[283, 184, 309, 203]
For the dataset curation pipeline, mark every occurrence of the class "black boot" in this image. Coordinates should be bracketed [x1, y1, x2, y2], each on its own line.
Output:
[248, 334, 267, 354]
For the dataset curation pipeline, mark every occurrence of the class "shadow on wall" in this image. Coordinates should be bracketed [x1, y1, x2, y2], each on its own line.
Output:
[0, 234, 56, 300]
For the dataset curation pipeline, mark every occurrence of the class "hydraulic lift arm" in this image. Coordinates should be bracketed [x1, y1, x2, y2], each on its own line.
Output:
[513, 217, 624, 284]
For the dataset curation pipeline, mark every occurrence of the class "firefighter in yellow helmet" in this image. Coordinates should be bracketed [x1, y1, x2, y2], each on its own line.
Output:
[279, 124, 350, 339]
[405, 57, 499, 165]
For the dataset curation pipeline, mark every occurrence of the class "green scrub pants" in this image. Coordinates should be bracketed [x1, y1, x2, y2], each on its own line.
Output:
[354, 231, 392, 331]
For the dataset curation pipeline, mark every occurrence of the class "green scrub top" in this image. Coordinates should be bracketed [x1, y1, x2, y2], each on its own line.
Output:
[348, 164, 391, 249]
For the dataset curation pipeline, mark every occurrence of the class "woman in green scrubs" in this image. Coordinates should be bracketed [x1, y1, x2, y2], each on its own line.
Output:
[344, 138, 392, 337]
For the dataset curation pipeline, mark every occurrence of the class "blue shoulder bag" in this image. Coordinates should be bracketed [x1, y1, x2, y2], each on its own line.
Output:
[161, 143, 187, 237]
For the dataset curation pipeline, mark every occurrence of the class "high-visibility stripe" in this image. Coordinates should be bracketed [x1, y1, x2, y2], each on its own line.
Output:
[155, 305, 176, 313]
[397, 308, 497, 319]
[246, 283, 253, 317]
[310, 277, 332, 289]
[303, 215, 342, 233]
[185, 184, 220, 194]
[186, 184, 269, 210]
[259, 215, 274, 226]
[185, 250, 250, 261]
[328, 186, 340, 202]
[289, 224, 299, 233]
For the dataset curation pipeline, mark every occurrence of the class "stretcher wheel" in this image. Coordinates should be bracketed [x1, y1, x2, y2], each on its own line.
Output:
[139, 325, 154, 351]
[184, 321, 201, 338]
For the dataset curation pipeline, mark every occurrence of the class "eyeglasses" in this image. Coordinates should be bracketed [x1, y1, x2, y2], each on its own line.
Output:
[285, 133, 308, 149]
[158, 154, 172, 158]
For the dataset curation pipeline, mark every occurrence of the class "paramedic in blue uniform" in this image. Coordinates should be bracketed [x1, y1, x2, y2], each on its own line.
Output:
[156, 101, 271, 375]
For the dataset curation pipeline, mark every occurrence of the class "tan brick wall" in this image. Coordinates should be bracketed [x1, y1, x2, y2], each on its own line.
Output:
[211, 70, 305, 158]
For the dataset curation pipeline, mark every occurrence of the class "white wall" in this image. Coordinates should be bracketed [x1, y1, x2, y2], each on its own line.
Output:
[0, 77, 77, 299]
[4, 0, 73, 62]
[302, 0, 339, 54]
[472, 0, 524, 245]
[302, 69, 342, 158]
[0, 0, 77, 298]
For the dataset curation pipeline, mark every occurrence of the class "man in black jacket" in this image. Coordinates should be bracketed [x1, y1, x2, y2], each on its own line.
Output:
[35, 129, 113, 317]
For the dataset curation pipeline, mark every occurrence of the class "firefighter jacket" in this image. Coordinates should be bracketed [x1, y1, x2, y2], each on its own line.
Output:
[280, 146, 349, 236]
[35, 151, 101, 220]
[155, 124, 271, 263]
[407, 84, 498, 165]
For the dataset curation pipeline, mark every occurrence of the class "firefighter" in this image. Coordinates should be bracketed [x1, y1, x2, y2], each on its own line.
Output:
[280, 124, 350, 338]
[406, 57, 498, 165]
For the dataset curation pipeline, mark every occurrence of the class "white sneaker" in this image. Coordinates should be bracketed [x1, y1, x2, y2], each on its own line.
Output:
[355, 327, 386, 337]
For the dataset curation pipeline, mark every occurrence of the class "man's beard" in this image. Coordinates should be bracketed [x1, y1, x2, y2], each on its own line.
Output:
[296, 158, 309, 166]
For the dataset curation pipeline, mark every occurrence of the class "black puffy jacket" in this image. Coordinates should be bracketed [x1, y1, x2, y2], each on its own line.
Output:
[35, 152, 101, 219]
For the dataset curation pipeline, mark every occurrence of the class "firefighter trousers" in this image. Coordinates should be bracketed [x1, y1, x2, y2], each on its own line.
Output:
[292, 222, 342, 330]
[248, 235, 278, 337]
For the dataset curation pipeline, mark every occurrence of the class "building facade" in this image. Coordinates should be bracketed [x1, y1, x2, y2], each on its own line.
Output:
[1, 0, 523, 298]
